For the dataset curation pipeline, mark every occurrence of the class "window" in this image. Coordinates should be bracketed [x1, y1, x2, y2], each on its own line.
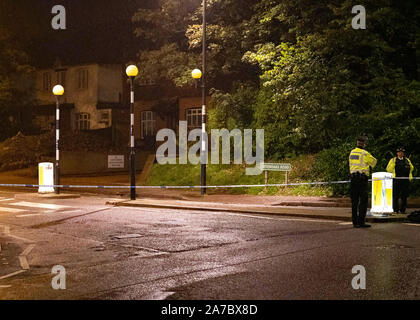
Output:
[57, 71, 66, 87]
[75, 113, 90, 130]
[99, 111, 110, 126]
[77, 69, 89, 90]
[42, 72, 51, 91]
[141, 111, 155, 139]
[186, 108, 202, 128]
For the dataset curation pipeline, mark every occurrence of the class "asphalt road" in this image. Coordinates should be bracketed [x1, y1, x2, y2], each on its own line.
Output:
[0, 191, 419, 300]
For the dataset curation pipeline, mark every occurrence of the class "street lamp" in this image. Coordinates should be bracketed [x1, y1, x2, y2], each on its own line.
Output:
[52, 84, 64, 194]
[192, 0, 208, 195]
[126, 65, 139, 200]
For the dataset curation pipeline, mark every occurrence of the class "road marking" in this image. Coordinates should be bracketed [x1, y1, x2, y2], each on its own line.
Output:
[404, 223, 420, 227]
[0, 285, 12, 289]
[19, 256, 29, 270]
[10, 201, 70, 210]
[0, 198, 14, 202]
[3, 225, 10, 236]
[60, 210, 83, 214]
[141, 291, 176, 300]
[0, 207, 27, 213]
[208, 211, 337, 223]
[0, 270, 26, 280]
[21, 244, 35, 257]
[16, 214, 43, 218]
[8, 234, 34, 243]
[339, 222, 353, 225]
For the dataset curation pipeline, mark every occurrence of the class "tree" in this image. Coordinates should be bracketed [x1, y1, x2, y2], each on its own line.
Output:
[0, 27, 35, 140]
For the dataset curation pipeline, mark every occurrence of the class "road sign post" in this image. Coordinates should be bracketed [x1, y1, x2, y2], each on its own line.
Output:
[259, 163, 292, 190]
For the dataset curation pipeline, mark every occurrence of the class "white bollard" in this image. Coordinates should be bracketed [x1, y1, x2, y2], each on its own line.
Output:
[370, 172, 393, 215]
[38, 163, 55, 193]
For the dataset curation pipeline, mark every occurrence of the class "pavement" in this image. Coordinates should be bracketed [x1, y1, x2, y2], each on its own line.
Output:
[1, 168, 420, 223]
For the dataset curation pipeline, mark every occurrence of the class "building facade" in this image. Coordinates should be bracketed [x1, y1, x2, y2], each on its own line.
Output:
[34, 63, 125, 132]
[33, 63, 210, 150]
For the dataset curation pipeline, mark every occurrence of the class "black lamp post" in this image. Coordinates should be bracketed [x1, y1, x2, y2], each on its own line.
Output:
[126, 65, 139, 200]
[52, 85, 64, 194]
[197, 0, 208, 195]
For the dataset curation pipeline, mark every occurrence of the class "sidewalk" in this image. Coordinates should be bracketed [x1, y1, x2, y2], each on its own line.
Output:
[1, 168, 419, 223]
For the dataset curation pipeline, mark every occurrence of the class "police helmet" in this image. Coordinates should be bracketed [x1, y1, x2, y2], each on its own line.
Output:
[396, 147, 405, 153]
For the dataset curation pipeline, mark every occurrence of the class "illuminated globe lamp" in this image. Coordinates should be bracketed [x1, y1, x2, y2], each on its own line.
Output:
[52, 85, 64, 96]
[192, 68, 202, 88]
[192, 68, 202, 79]
[126, 65, 139, 78]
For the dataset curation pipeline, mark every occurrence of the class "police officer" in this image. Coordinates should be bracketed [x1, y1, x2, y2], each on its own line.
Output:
[349, 136, 377, 228]
[386, 147, 414, 214]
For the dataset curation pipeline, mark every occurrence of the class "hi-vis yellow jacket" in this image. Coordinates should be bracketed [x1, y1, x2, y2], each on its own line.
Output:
[349, 148, 377, 176]
[386, 157, 414, 181]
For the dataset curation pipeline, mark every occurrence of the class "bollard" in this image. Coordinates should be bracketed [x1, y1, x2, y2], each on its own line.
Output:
[39, 162, 55, 193]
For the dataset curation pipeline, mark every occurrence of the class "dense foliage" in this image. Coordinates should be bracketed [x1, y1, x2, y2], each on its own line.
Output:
[0, 27, 35, 140]
[133, 0, 419, 193]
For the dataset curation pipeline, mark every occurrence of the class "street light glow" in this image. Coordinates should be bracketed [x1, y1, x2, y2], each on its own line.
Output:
[126, 65, 139, 77]
[52, 85, 64, 96]
[192, 68, 202, 79]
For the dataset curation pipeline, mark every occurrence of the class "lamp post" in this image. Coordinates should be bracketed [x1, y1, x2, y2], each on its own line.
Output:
[191, 69, 206, 195]
[126, 65, 139, 200]
[192, 0, 208, 195]
[52, 85, 64, 194]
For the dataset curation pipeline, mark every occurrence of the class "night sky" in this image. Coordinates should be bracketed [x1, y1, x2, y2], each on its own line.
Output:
[0, 0, 154, 67]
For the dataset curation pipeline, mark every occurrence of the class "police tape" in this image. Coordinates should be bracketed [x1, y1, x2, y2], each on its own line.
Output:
[0, 177, 418, 190]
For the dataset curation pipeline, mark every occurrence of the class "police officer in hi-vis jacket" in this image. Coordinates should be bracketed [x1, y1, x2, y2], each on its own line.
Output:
[349, 136, 377, 228]
[386, 147, 414, 214]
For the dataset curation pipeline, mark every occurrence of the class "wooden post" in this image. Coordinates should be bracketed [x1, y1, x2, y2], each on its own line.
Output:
[285, 171, 289, 187]
[265, 170, 269, 191]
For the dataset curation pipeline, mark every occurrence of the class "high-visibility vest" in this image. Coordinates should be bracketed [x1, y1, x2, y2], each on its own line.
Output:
[386, 157, 414, 180]
[349, 147, 377, 176]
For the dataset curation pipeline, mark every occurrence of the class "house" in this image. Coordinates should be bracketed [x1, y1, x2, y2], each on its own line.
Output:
[133, 85, 211, 149]
[33, 62, 210, 149]
[33, 63, 126, 133]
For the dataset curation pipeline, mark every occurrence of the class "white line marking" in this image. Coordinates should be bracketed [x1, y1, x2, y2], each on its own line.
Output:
[141, 291, 176, 300]
[0, 285, 12, 289]
[16, 214, 43, 218]
[10, 201, 69, 210]
[60, 210, 83, 214]
[404, 223, 420, 227]
[0, 270, 26, 280]
[339, 222, 354, 225]
[19, 256, 29, 270]
[0, 198, 14, 202]
[0, 207, 27, 213]
[21, 244, 35, 257]
[8, 234, 34, 243]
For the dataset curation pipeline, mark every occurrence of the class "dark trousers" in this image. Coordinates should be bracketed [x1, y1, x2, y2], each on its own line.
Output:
[350, 174, 369, 226]
[393, 179, 409, 213]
